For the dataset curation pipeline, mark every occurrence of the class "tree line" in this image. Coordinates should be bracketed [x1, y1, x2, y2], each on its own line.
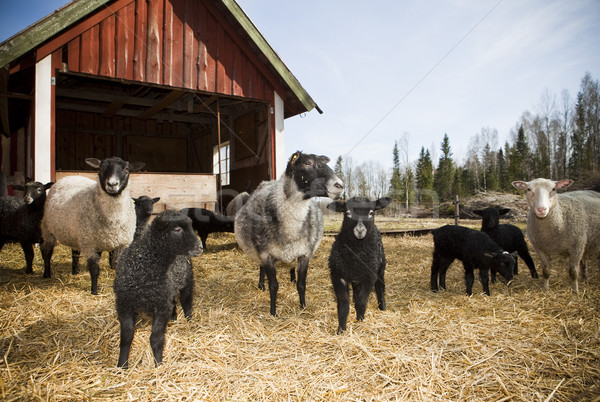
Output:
[334, 72, 600, 207]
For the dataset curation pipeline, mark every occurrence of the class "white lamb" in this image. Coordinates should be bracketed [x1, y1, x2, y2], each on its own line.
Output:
[41, 157, 144, 294]
[512, 178, 600, 292]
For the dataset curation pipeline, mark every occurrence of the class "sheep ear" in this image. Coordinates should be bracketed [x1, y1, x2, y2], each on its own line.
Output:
[129, 161, 145, 172]
[327, 201, 346, 213]
[473, 209, 483, 216]
[152, 197, 161, 203]
[499, 208, 510, 216]
[132, 197, 140, 203]
[44, 182, 54, 190]
[556, 179, 573, 189]
[155, 216, 170, 231]
[289, 152, 301, 165]
[510, 251, 518, 259]
[85, 158, 101, 169]
[374, 197, 392, 210]
[11, 184, 25, 191]
[319, 155, 330, 164]
[511, 181, 528, 190]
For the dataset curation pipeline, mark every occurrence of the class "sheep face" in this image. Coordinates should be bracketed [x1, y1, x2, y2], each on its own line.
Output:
[85, 157, 145, 197]
[133, 196, 160, 220]
[328, 197, 391, 240]
[485, 251, 518, 283]
[473, 207, 510, 230]
[512, 178, 573, 218]
[12, 181, 53, 205]
[152, 210, 203, 258]
[285, 151, 344, 200]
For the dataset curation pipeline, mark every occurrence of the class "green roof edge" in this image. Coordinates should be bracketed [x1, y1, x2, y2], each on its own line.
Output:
[0, 0, 112, 69]
[220, 0, 321, 114]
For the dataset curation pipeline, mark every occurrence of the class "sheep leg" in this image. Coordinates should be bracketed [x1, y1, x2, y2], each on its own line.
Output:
[258, 265, 265, 291]
[479, 268, 490, 296]
[519, 248, 538, 278]
[375, 262, 386, 311]
[463, 263, 475, 296]
[262, 259, 279, 316]
[117, 311, 136, 369]
[20, 242, 34, 275]
[41, 234, 56, 279]
[580, 260, 587, 282]
[86, 254, 101, 295]
[296, 256, 309, 310]
[149, 309, 171, 366]
[71, 249, 80, 275]
[536, 250, 552, 290]
[179, 279, 194, 321]
[437, 256, 454, 291]
[567, 251, 584, 294]
[353, 281, 373, 322]
[290, 268, 296, 283]
[332, 276, 350, 334]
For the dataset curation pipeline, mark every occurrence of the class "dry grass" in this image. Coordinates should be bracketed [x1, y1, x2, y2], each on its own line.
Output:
[1, 222, 599, 401]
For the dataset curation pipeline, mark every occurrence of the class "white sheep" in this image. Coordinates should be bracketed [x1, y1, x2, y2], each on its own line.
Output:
[235, 151, 344, 316]
[41, 157, 144, 294]
[512, 178, 600, 292]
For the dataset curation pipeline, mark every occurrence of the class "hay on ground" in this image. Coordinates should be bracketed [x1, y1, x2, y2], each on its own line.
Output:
[0, 223, 599, 401]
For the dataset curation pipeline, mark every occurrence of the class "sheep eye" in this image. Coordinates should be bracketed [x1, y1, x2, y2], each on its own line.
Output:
[172, 227, 183, 236]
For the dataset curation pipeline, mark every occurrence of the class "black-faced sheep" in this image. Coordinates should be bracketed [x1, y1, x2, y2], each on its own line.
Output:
[0, 181, 53, 274]
[41, 157, 144, 294]
[473, 207, 538, 282]
[512, 178, 600, 292]
[181, 207, 234, 249]
[431, 225, 517, 296]
[235, 151, 344, 316]
[327, 196, 391, 334]
[114, 209, 202, 368]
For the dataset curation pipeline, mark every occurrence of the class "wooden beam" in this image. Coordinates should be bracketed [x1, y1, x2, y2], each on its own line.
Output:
[101, 99, 126, 117]
[137, 90, 186, 120]
[193, 95, 218, 113]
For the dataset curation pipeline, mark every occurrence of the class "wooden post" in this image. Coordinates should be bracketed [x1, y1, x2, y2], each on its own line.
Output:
[453, 195, 460, 225]
[216, 97, 222, 213]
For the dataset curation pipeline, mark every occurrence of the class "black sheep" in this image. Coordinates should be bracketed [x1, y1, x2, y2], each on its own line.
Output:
[114, 210, 202, 368]
[327, 197, 391, 334]
[473, 207, 538, 282]
[181, 207, 234, 249]
[0, 181, 53, 274]
[431, 225, 517, 296]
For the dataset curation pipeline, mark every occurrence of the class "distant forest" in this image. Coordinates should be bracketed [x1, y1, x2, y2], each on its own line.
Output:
[334, 72, 600, 205]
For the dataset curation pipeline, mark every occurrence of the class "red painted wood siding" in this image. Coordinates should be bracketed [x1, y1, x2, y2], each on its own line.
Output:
[39, 0, 285, 103]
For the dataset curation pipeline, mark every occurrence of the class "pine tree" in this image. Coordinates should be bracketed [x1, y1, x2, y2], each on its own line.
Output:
[389, 141, 402, 199]
[433, 134, 454, 201]
[508, 126, 532, 181]
[415, 147, 433, 190]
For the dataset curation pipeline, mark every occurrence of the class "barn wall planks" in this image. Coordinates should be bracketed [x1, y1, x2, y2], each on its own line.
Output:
[42, 0, 285, 105]
[55, 171, 217, 211]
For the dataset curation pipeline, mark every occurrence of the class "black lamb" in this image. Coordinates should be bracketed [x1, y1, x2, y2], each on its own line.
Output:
[114, 209, 202, 369]
[327, 196, 391, 334]
[473, 207, 538, 283]
[0, 181, 53, 274]
[181, 207, 234, 249]
[430, 225, 517, 296]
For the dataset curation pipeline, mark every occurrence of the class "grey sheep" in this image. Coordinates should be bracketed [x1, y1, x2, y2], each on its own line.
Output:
[512, 178, 600, 292]
[327, 196, 391, 334]
[114, 209, 202, 369]
[0, 181, 53, 274]
[41, 157, 144, 294]
[235, 151, 344, 316]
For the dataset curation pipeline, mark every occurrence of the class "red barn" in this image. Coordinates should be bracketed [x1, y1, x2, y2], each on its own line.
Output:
[0, 0, 320, 210]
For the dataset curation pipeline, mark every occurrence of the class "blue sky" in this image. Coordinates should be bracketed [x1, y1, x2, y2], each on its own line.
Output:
[2, 0, 599, 169]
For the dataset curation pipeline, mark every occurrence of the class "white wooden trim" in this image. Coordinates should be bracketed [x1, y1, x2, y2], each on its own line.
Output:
[34, 55, 52, 183]
[274, 91, 285, 178]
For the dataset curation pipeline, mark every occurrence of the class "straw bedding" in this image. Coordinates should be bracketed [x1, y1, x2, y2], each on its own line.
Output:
[0, 219, 599, 401]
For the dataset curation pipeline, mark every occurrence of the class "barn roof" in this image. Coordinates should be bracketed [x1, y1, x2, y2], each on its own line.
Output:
[0, 0, 321, 115]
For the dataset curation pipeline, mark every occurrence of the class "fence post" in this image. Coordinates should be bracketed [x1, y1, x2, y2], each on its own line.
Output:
[453, 195, 459, 225]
